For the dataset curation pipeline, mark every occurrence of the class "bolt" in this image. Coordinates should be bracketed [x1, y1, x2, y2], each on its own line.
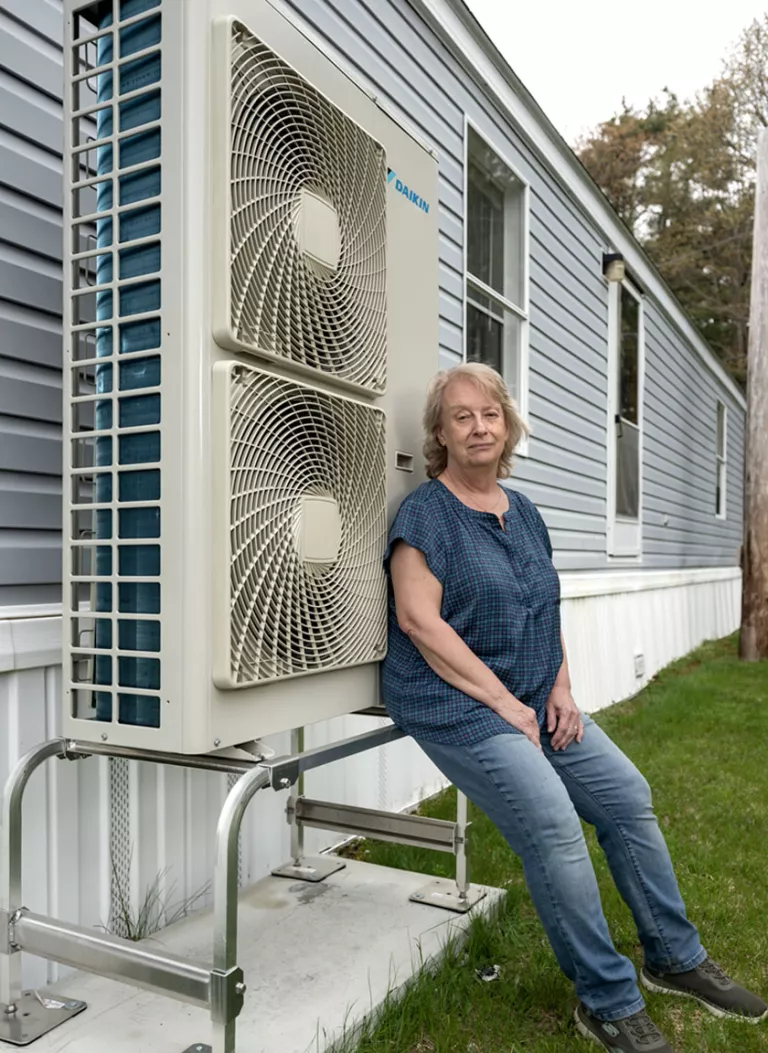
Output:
[3, 1004, 17, 1016]
[214, 739, 221, 747]
[101, 733, 108, 741]
[279, 777, 291, 789]
[235, 982, 246, 996]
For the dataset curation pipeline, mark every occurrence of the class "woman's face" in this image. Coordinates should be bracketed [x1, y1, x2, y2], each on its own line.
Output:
[436, 378, 509, 475]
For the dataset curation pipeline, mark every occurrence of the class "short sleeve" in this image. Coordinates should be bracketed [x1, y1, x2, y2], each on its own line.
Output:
[533, 506, 554, 560]
[383, 495, 448, 585]
[516, 492, 553, 560]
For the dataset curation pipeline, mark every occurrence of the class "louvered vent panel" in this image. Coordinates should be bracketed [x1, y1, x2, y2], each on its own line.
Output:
[65, 0, 165, 730]
[215, 363, 387, 687]
[217, 20, 388, 394]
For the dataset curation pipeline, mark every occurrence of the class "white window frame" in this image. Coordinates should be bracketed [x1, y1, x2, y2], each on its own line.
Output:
[716, 401, 727, 520]
[606, 276, 645, 560]
[463, 116, 530, 454]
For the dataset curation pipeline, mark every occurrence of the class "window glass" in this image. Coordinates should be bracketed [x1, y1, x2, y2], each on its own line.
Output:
[465, 127, 526, 395]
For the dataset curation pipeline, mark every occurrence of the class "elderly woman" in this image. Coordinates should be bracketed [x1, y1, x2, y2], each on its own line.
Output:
[382, 362, 765, 1052]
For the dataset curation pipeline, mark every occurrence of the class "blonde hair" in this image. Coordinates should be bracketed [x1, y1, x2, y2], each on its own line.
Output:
[423, 362, 529, 480]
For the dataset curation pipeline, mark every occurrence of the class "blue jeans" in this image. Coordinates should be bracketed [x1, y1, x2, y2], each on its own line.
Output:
[417, 715, 706, 1021]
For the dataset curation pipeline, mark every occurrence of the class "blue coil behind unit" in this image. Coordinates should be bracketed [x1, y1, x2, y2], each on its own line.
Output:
[94, 0, 163, 727]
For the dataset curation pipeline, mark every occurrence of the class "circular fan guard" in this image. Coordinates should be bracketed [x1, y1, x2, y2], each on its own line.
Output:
[228, 22, 387, 394]
[227, 365, 387, 684]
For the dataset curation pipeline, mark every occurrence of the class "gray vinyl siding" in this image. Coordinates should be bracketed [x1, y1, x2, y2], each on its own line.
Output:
[285, 0, 613, 571]
[0, 0, 63, 606]
[285, 0, 744, 571]
[0, 0, 745, 607]
[643, 304, 744, 567]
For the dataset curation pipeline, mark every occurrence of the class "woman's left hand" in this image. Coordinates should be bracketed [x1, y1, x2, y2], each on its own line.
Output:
[545, 686, 584, 751]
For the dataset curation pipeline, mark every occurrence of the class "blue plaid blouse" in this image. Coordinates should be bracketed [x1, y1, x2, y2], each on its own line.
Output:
[382, 480, 562, 745]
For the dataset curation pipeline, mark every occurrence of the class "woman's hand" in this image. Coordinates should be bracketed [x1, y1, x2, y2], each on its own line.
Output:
[545, 685, 584, 751]
[496, 695, 542, 750]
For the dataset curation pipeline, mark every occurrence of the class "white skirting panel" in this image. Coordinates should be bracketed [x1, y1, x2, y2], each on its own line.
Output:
[0, 567, 741, 986]
[560, 567, 741, 713]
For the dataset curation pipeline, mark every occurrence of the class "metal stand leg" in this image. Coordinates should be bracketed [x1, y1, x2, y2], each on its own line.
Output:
[290, 727, 305, 865]
[211, 766, 270, 1053]
[409, 790, 486, 914]
[0, 740, 87, 1045]
[271, 728, 346, 884]
[455, 791, 470, 901]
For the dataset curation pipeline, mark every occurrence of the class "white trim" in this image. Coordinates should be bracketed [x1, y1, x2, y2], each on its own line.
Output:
[463, 114, 530, 455]
[715, 401, 727, 520]
[0, 564, 741, 670]
[0, 613, 61, 673]
[466, 274, 526, 320]
[0, 604, 63, 620]
[560, 565, 740, 600]
[606, 279, 645, 558]
[412, 0, 746, 411]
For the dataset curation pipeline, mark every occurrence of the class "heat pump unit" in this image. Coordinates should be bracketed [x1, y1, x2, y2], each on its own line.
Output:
[62, 0, 438, 753]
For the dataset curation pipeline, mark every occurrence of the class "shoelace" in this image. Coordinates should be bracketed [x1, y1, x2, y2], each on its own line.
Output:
[625, 1010, 664, 1045]
[695, 964, 729, 985]
[698, 958, 731, 984]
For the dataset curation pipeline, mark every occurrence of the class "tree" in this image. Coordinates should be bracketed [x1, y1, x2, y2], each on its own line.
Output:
[576, 16, 768, 384]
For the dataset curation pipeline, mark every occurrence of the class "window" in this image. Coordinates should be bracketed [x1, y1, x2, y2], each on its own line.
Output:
[716, 401, 727, 518]
[465, 125, 528, 407]
[606, 276, 644, 558]
[615, 284, 640, 519]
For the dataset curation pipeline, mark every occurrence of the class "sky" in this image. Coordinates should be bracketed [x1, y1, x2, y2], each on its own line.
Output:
[463, 0, 767, 146]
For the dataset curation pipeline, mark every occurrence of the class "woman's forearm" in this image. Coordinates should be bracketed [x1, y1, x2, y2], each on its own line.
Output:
[552, 631, 571, 691]
[402, 615, 516, 714]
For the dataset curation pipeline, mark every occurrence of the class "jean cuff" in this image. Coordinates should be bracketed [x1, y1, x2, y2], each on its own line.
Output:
[593, 994, 646, 1023]
[646, 947, 708, 976]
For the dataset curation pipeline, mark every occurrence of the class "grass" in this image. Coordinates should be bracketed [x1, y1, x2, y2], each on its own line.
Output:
[335, 634, 768, 1052]
[108, 853, 211, 942]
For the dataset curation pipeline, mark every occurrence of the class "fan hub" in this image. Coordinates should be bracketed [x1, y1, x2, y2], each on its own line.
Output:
[292, 493, 343, 566]
[293, 187, 341, 276]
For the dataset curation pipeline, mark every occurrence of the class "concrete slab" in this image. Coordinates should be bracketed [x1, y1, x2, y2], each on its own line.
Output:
[20, 860, 502, 1053]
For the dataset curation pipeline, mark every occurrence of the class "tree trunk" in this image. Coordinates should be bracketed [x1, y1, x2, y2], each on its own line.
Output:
[740, 129, 768, 661]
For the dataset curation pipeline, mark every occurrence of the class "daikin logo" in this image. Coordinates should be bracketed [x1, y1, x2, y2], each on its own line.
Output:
[387, 168, 430, 214]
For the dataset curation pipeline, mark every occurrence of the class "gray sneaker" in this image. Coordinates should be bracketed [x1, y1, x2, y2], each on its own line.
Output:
[641, 958, 768, 1022]
[574, 1003, 674, 1051]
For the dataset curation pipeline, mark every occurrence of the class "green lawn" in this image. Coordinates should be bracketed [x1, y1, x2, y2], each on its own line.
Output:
[337, 634, 768, 1053]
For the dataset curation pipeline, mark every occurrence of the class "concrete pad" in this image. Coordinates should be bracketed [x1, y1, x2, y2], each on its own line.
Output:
[24, 860, 502, 1053]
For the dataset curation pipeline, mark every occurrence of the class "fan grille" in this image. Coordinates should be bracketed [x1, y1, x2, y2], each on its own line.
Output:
[221, 364, 387, 686]
[224, 20, 388, 393]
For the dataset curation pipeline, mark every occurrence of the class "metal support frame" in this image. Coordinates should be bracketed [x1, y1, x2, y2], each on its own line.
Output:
[0, 721, 484, 1051]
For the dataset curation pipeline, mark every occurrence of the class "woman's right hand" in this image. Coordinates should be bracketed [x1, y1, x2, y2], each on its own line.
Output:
[496, 695, 542, 750]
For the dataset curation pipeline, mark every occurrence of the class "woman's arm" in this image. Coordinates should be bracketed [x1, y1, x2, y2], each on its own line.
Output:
[389, 541, 541, 748]
[545, 632, 584, 750]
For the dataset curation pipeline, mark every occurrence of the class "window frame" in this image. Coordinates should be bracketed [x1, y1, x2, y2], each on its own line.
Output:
[606, 275, 645, 561]
[715, 400, 727, 520]
[463, 116, 530, 454]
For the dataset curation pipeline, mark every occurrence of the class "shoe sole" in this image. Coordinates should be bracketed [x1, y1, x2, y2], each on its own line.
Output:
[640, 968, 768, 1023]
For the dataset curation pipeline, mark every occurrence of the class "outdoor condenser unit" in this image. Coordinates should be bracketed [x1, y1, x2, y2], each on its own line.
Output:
[63, 0, 439, 753]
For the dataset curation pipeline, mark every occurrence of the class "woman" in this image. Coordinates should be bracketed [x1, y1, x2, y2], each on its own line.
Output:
[382, 362, 766, 1052]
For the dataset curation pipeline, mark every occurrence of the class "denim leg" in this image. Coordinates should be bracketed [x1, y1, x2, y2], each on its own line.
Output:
[417, 733, 644, 1021]
[544, 715, 707, 975]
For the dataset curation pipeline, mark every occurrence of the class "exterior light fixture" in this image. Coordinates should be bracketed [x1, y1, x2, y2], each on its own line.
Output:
[602, 252, 625, 282]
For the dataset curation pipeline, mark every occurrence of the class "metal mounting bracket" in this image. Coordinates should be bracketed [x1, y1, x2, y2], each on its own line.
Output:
[410, 878, 487, 914]
[0, 991, 86, 1047]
